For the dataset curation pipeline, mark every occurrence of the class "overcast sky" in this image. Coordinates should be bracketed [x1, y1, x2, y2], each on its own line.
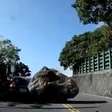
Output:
[0, 0, 98, 76]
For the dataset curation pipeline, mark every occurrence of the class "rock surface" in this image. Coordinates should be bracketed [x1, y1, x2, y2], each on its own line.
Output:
[28, 66, 79, 101]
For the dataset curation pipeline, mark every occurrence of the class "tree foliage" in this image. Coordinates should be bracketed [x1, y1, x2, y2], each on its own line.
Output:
[0, 38, 31, 91]
[0, 39, 20, 79]
[59, 25, 111, 70]
[14, 62, 31, 77]
[0, 39, 20, 64]
[73, 0, 112, 27]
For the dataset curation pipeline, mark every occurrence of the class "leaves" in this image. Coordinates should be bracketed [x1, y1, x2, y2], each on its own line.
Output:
[14, 62, 31, 77]
[73, 0, 112, 27]
[59, 25, 112, 70]
[0, 38, 31, 78]
[0, 39, 20, 64]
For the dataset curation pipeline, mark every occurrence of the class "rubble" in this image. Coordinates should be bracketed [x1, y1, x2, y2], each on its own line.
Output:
[28, 66, 79, 101]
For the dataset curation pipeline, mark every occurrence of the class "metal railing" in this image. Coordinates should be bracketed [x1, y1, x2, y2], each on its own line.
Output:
[78, 48, 112, 73]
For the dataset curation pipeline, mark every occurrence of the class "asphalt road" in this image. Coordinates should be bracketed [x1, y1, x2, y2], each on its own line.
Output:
[0, 93, 111, 112]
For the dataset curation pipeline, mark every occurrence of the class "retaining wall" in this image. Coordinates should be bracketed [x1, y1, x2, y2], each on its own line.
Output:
[73, 70, 112, 97]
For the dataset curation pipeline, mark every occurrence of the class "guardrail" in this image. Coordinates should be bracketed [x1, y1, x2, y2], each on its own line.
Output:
[78, 48, 112, 73]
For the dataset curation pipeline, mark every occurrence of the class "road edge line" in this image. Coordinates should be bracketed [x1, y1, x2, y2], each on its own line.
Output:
[82, 93, 112, 101]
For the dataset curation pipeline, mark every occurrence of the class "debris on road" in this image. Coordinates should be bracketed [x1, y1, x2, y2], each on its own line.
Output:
[28, 66, 79, 101]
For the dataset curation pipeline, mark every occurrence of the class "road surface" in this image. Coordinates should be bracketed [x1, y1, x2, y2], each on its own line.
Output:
[0, 93, 111, 112]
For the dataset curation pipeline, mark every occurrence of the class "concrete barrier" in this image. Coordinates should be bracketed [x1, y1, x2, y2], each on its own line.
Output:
[73, 69, 112, 97]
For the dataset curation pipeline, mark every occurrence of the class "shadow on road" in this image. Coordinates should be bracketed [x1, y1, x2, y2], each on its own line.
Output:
[0, 100, 107, 110]
[0, 98, 107, 110]
[65, 100, 107, 104]
[0, 104, 100, 110]
[44, 100, 107, 104]
[0, 99, 107, 104]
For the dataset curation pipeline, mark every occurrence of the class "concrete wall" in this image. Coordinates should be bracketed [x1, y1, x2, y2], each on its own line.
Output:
[73, 70, 112, 97]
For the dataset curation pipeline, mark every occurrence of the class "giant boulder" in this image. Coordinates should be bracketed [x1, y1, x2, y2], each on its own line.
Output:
[28, 66, 79, 101]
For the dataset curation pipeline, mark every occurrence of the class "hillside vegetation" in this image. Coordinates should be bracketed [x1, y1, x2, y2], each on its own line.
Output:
[59, 25, 112, 70]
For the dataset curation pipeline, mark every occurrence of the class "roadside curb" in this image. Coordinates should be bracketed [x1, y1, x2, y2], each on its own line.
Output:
[82, 93, 112, 101]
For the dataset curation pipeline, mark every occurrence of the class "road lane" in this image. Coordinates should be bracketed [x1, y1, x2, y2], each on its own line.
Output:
[0, 93, 111, 112]
[69, 93, 112, 112]
[0, 102, 72, 112]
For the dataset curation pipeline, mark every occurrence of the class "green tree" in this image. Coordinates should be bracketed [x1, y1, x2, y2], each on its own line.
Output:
[0, 38, 21, 91]
[59, 25, 111, 70]
[0, 39, 21, 77]
[73, 0, 112, 40]
[0, 39, 20, 75]
[14, 62, 31, 77]
[0, 39, 20, 64]
[0, 38, 31, 95]
[73, 0, 112, 27]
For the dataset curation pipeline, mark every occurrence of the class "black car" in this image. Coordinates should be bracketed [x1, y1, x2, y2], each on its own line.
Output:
[9, 77, 30, 96]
